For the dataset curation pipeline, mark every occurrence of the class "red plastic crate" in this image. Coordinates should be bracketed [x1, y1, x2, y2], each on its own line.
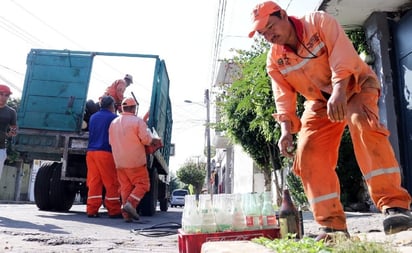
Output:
[177, 228, 280, 253]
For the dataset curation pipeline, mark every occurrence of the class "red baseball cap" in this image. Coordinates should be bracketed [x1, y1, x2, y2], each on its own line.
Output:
[0, 84, 12, 95]
[248, 1, 282, 38]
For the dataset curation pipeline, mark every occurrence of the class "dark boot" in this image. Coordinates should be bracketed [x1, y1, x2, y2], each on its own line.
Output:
[383, 207, 412, 235]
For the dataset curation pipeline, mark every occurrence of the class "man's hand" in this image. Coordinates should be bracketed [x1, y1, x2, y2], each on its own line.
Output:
[327, 80, 349, 122]
[278, 133, 294, 158]
[278, 121, 294, 158]
[6, 126, 17, 137]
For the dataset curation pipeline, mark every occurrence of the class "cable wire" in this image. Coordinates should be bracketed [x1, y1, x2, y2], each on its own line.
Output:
[131, 222, 181, 237]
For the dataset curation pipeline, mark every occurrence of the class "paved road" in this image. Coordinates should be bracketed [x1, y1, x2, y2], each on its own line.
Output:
[0, 202, 183, 252]
[1, 203, 412, 252]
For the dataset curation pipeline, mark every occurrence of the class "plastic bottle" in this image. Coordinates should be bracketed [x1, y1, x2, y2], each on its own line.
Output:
[261, 191, 277, 229]
[278, 188, 301, 239]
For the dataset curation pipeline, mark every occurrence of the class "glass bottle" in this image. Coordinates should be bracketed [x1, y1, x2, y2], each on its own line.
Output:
[278, 188, 301, 239]
[181, 194, 201, 233]
[213, 194, 233, 232]
[231, 193, 246, 231]
[261, 191, 277, 229]
[244, 192, 262, 230]
[199, 194, 217, 233]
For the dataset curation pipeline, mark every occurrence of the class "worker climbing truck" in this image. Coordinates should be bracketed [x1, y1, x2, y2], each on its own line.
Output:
[13, 49, 173, 216]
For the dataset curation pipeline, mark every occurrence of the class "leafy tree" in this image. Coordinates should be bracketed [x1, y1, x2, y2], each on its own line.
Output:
[168, 171, 182, 193]
[216, 38, 306, 205]
[176, 159, 206, 199]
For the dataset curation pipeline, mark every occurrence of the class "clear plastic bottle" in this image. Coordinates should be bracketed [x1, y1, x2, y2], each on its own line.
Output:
[261, 191, 277, 229]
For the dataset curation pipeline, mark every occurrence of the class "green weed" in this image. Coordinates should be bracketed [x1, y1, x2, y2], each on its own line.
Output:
[252, 235, 399, 253]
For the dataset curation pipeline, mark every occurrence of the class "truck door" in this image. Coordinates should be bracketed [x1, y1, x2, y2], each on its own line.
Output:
[18, 49, 94, 132]
[393, 10, 412, 194]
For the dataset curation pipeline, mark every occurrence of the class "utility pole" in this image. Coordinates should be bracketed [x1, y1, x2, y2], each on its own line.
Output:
[184, 89, 212, 193]
[205, 89, 211, 194]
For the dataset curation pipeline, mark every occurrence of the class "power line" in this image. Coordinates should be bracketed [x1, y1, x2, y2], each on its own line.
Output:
[0, 64, 24, 76]
[0, 16, 46, 47]
[9, 0, 85, 49]
[7, 0, 126, 86]
[285, 0, 294, 11]
[0, 73, 22, 93]
[210, 0, 227, 85]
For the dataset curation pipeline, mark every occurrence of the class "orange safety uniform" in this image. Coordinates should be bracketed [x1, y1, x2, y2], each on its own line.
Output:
[108, 111, 153, 217]
[267, 12, 411, 230]
[102, 79, 127, 110]
[86, 105, 121, 217]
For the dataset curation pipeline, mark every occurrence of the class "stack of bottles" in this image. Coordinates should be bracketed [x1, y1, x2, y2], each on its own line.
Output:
[180, 191, 279, 234]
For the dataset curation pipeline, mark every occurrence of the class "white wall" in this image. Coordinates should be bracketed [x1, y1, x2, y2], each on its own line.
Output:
[232, 145, 254, 193]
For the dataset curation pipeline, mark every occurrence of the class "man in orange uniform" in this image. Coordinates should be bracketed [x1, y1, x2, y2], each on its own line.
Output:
[109, 97, 153, 222]
[102, 74, 133, 112]
[86, 95, 121, 218]
[248, 1, 412, 238]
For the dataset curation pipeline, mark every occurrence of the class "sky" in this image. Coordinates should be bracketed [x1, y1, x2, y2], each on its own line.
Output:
[0, 0, 319, 173]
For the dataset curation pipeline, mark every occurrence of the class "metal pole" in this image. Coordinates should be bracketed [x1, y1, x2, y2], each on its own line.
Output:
[205, 89, 211, 194]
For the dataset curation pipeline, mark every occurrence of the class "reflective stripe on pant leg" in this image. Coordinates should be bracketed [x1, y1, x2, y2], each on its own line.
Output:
[94, 151, 121, 215]
[293, 100, 347, 230]
[126, 165, 150, 208]
[347, 89, 412, 211]
[86, 151, 103, 215]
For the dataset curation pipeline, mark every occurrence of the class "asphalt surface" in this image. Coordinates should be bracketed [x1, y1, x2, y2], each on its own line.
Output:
[0, 202, 182, 252]
[1, 202, 412, 252]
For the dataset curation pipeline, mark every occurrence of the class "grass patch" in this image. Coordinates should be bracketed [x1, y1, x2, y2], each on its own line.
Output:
[252, 234, 399, 253]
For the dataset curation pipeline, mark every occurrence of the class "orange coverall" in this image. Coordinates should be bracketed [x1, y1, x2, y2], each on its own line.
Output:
[108, 112, 153, 218]
[86, 151, 121, 216]
[267, 12, 412, 230]
[86, 107, 121, 217]
[102, 79, 127, 111]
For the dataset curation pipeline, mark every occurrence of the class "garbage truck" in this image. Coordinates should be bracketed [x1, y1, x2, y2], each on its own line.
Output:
[13, 49, 173, 216]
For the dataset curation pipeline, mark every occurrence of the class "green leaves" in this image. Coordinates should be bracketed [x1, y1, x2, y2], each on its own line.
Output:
[253, 236, 332, 253]
[176, 160, 206, 195]
[253, 235, 398, 253]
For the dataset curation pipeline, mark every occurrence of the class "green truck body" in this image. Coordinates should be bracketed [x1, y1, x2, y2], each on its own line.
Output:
[13, 49, 173, 216]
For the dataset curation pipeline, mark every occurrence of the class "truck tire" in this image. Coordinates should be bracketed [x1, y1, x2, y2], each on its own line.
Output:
[49, 162, 76, 211]
[159, 198, 168, 212]
[34, 162, 56, 210]
[158, 180, 169, 212]
[138, 169, 158, 216]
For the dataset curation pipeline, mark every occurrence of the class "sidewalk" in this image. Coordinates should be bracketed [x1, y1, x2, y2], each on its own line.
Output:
[202, 211, 412, 253]
[303, 211, 412, 252]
